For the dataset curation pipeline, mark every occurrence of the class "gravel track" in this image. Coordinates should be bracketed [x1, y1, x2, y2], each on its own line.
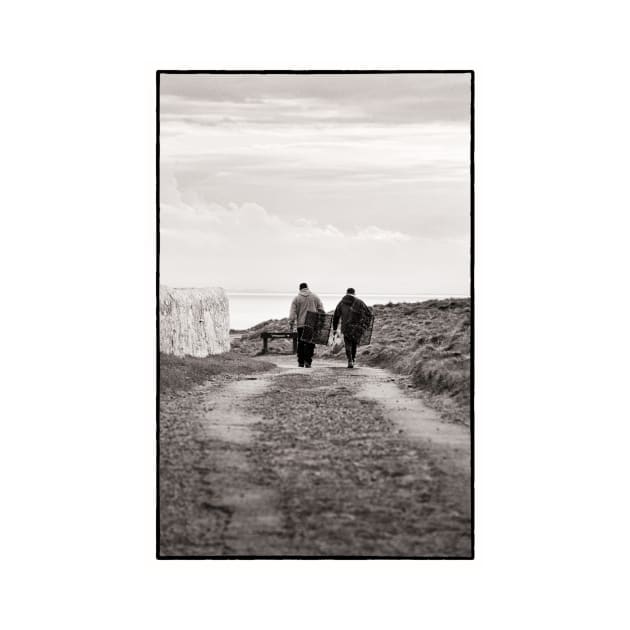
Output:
[159, 356, 471, 557]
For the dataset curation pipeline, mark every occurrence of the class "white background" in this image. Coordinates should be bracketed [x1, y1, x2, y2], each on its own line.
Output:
[1, 1, 629, 628]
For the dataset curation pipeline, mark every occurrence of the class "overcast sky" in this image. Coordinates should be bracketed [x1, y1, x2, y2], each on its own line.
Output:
[160, 73, 471, 295]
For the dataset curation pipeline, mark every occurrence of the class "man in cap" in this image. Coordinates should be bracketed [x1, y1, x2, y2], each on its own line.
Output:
[333, 288, 371, 368]
[288, 282, 325, 368]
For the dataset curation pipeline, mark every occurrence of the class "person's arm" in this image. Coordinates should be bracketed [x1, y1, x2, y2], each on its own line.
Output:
[288, 298, 297, 330]
[316, 295, 324, 313]
[333, 302, 341, 332]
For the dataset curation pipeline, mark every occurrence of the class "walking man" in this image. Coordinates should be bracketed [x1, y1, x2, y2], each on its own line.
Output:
[333, 288, 371, 368]
[289, 282, 325, 368]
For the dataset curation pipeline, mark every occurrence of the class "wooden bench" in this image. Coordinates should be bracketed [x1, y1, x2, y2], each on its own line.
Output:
[260, 331, 298, 354]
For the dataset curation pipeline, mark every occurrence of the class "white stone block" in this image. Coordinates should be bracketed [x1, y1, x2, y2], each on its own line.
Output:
[159, 286, 230, 356]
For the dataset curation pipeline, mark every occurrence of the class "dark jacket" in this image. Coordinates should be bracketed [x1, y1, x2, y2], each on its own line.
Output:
[333, 294, 368, 335]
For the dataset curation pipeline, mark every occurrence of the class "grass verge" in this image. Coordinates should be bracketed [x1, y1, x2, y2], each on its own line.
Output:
[160, 352, 275, 393]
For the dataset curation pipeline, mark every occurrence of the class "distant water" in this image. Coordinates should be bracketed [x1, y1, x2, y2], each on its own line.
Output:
[227, 292, 468, 330]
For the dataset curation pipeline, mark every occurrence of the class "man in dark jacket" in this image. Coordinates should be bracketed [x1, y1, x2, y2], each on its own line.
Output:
[333, 288, 370, 368]
[289, 282, 325, 368]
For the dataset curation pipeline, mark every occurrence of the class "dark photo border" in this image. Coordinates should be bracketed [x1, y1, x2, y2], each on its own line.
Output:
[156, 70, 475, 559]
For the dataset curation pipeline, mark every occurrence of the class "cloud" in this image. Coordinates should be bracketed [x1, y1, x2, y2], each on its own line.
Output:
[354, 226, 411, 242]
[159, 120, 469, 191]
[162, 165, 415, 243]
[162, 191, 408, 244]
[160, 74, 471, 126]
[158, 75, 471, 294]
[160, 182, 467, 294]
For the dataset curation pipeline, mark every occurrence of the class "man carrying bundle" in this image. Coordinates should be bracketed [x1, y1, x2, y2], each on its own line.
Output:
[288, 282, 325, 368]
[333, 288, 372, 368]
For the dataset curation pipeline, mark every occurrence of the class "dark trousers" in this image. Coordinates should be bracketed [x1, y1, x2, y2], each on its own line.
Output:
[297, 327, 315, 365]
[344, 335, 357, 362]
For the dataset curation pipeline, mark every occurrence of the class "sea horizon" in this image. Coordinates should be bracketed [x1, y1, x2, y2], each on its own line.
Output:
[227, 291, 469, 330]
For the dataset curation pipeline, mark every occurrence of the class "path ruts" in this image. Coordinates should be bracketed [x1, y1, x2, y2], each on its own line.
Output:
[159, 357, 471, 557]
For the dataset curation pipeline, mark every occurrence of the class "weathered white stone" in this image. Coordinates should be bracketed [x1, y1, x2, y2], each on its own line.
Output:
[159, 286, 230, 356]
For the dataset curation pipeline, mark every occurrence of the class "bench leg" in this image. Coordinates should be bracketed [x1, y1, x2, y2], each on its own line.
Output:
[262, 337, 268, 354]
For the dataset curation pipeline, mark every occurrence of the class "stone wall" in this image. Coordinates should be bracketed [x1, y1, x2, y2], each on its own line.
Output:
[159, 286, 230, 356]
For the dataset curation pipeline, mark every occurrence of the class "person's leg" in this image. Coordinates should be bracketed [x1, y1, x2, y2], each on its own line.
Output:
[296, 327, 305, 366]
[351, 339, 358, 362]
[305, 341, 315, 366]
[344, 335, 354, 367]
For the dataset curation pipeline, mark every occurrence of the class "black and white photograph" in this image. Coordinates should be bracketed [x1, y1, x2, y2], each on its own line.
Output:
[5, 1, 630, 626]
[158, 71, 473, 558]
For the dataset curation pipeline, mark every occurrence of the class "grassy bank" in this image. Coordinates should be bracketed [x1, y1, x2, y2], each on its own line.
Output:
[160, 352, 275, 393]
[335, 299, 470, 423]
[233, 298, 471, 423]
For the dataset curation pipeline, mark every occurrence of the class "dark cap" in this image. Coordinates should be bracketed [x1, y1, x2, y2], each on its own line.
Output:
[299, 282, 308, 290]
[346, 287, 355, 295]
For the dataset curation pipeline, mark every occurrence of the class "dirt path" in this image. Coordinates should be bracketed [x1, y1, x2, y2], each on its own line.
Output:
[159, 355, 471, 557]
